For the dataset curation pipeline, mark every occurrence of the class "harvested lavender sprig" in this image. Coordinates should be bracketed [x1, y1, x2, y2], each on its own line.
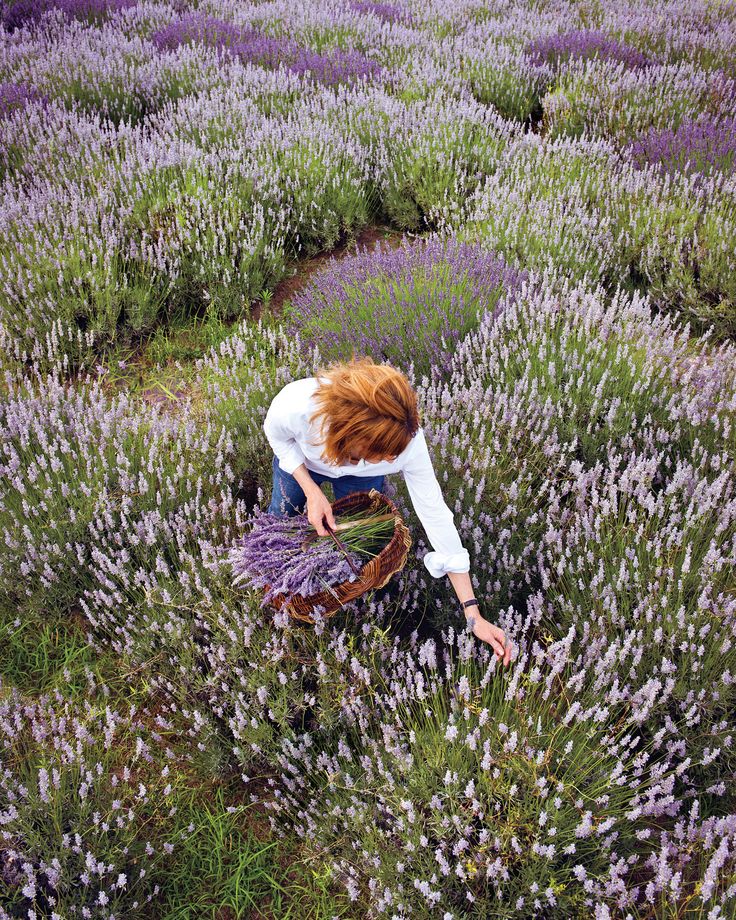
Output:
[228, 512, 364, 606]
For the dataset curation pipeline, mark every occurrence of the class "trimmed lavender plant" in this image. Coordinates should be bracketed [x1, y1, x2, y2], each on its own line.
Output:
[0, 81, 48, 119]
[151, 13, 381, 88]
[526, 29, 652, 71]
[348, 1, 409, 25]
[150, 13, 249, 53]
[286, 46, 382, 88]
[0, 0, 134, 30]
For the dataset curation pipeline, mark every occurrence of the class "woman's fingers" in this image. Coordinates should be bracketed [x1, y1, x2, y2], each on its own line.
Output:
[308, 493, 335, 536]
[309, 506, 328, 536]
[492, 627, 513, 666]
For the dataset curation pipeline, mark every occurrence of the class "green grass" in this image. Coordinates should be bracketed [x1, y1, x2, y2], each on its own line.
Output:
[157, 785, 357, 920]
[0, 604, 102, 694]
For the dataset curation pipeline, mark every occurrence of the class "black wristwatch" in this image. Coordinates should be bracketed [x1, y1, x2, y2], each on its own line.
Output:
[462, 598, 479, 613]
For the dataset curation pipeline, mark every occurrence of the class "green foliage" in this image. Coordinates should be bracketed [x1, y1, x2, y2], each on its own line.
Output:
[0, 605, 100, 694]
[157, 786, 356, 920]
[465, 50, 549, 122]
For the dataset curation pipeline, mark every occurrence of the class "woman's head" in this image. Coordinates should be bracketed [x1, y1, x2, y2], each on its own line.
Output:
[310, 357, 420, 465]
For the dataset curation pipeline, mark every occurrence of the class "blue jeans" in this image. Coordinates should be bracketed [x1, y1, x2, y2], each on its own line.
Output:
[268, 456, 385, 516]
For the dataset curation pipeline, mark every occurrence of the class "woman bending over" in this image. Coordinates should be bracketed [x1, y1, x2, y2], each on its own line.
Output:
[264, 356, 512, 665]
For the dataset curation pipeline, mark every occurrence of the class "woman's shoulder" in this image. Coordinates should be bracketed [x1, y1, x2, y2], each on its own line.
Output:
[268, 377, 319, 416]
[276, 376, 319, 399]
[397, 426, 428, 464]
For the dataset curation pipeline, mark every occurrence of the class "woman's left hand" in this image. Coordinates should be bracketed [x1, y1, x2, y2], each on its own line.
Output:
[467, 614, 513, 666]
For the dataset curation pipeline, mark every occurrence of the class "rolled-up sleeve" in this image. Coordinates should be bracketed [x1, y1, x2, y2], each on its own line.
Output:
[263, 384, 307, 475]
[400, 429, 470, 578]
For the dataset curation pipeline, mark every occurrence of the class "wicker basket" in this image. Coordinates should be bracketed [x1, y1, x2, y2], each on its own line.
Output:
[268, 488, 411, 624]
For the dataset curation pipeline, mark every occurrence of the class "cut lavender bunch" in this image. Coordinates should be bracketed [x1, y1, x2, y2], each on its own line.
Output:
[228, 512, 365, 606]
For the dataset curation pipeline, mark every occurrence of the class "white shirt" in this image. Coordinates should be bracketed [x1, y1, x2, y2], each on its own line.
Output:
[263, 377, 470, 578]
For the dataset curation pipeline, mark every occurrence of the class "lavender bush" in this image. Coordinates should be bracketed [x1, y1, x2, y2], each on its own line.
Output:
[286, 235, 526, 378]
[0, 365, 242, 620]
[149, 13, 248, 53]
[626, 115, 736, 177]
[526, 29, 651, 72]
[542, 58, 736, 144]
[348, 1, 409, 26]
[0, 14, 224, 125]
[262, 624, 736, 916]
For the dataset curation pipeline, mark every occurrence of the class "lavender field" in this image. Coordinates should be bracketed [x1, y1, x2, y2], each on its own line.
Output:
[1, 0, 736, 917]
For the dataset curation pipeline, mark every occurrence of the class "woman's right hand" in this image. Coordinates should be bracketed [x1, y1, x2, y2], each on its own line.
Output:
[305, 486, 337, 536]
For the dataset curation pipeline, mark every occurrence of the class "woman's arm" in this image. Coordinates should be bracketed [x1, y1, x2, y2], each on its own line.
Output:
[263, 383, 308, 475]
[401, 431, 513, 664]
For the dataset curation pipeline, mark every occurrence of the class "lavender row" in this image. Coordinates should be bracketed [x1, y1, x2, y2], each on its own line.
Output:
[1, 1, 735, 364]
[0, 76, 518, 370]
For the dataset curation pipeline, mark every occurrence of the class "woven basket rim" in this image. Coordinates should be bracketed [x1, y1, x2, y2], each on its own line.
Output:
[267, 489, 411, 623]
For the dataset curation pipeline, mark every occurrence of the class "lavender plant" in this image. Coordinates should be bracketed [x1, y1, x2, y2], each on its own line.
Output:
[0, 684, 202, 918]
[0, 14, 224, 125]
[151, 12, 382, 89]
[626, 115, 736, 177]
[348, 1, 409, 25]
[286, 235, 526, 378]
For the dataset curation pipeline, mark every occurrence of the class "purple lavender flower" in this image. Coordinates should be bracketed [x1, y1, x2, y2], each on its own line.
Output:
[626, 115, 736, 177]
[526, 29, 651, 72]
[0, 82, 49, 119]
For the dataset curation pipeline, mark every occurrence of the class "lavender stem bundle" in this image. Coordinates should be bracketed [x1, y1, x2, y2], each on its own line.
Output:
[228, 509, 396, 606]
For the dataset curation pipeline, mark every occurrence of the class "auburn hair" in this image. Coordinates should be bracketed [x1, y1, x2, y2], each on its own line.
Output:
[309, 356, 420, 465]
